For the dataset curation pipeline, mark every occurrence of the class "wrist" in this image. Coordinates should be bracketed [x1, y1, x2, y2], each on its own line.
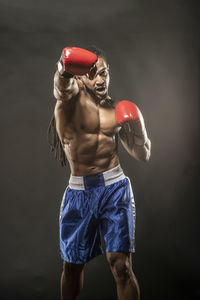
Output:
[59, 71, 74, 79]
[57, 61, 74, 78]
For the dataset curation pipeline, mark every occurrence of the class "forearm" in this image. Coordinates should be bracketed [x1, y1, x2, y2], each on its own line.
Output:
[116, 100, 151, 162]
[132, 138, 151, 161]
[53, 47, 97, 101]
[119, 125, 151, 162]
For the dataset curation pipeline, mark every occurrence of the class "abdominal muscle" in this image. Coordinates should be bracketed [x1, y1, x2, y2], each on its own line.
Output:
[62, 131, 119, 176]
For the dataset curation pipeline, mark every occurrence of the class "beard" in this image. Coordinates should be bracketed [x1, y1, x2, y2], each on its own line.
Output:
[84, 84, 113, 107]
[99, 97, 114, 108]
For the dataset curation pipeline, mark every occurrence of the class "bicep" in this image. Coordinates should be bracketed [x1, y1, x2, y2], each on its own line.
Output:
[53, 71, 79, 101]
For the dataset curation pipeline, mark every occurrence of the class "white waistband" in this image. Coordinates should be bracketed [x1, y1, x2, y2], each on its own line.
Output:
[69, 165, 125, 190]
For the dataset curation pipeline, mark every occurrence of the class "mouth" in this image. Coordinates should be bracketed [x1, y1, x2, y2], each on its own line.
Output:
[95, 86, 107, 97]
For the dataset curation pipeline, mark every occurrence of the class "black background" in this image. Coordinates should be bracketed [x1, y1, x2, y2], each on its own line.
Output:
[0, 0, 200, 299]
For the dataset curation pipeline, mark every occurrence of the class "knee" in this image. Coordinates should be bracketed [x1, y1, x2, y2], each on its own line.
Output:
[62, 261, 85, 296]
[108, 254, 133, 284]
[63, 261, 84, 280]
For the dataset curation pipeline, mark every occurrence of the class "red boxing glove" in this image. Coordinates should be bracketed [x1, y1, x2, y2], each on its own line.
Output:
[115, 100, 147, 146]
[57, 47, 98, 77]
[115, 100, 141, 125]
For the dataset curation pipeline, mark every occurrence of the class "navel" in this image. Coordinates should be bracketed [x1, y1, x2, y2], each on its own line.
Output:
[90, 166, 97, 170]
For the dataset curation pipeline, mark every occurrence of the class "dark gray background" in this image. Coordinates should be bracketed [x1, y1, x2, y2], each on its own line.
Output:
[0, 0, 200, 299]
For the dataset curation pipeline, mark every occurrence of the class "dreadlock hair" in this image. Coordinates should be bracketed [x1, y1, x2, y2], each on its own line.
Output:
[47, 113, 67, 167]
[47, 45, 112, 167]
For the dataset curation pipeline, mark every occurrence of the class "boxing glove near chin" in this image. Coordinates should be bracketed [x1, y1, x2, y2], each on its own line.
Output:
[57, 47, 98, 78]
[115, 100, 148, 146]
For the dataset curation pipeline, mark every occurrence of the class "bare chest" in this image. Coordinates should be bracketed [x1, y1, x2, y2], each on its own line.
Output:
[55, 97, 118, 148]
[74, 99, 117, 135]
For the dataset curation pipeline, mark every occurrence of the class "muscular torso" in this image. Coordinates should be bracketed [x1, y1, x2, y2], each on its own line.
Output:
[54, 89, 120, 176]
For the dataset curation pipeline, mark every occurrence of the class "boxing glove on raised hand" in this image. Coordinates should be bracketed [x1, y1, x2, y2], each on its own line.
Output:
[115, 100, 148, 146]
[57, 47, 98, 78]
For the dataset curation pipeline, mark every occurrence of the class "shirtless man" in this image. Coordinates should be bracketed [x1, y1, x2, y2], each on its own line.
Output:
[48, 46, 151, 300]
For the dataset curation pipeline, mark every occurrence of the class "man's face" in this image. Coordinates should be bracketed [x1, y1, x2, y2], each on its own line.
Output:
[81, 57, 110, 101]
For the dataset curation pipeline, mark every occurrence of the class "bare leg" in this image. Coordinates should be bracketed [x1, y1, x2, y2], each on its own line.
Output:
[61, 260, 85, 300]
[106, 252, 140, 300]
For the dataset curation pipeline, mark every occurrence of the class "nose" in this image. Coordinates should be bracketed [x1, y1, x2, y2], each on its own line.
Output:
[96, 74, 105, 86]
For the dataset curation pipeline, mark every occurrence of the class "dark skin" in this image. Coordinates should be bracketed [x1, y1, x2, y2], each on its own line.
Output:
[53, 57, 151, 300]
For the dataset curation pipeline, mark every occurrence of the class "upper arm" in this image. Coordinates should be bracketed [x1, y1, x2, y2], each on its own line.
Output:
[53, 70, 79, 102]
[53, 100, 70, 144]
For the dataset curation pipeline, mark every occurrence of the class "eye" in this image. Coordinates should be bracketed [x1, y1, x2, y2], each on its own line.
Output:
[100, 70, 108, 77]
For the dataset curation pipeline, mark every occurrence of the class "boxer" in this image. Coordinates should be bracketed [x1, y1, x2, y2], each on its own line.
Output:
[48, 46, 151, 300]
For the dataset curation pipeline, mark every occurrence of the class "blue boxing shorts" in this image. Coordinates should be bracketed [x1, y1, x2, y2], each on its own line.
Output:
[59, 165, 136, 264]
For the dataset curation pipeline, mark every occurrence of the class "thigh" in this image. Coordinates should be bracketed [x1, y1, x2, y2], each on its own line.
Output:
[60, 187, 103, 263]
[60, 188, 96, 243]
[100, 178, 136, 253]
